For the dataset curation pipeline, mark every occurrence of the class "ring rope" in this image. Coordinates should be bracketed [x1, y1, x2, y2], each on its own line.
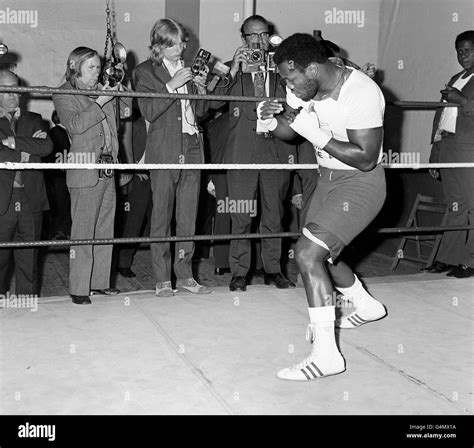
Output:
[0, 85, 461, 108]
[2, 226, 473, 249]
[1, 163, 473, 170]
[1, 87, 469, 248]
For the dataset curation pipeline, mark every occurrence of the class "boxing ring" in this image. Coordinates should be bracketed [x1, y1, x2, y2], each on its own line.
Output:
[0, 85, 472, 417]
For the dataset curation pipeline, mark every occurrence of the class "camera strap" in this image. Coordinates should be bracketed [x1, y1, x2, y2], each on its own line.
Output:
[100, 115, 115, 157]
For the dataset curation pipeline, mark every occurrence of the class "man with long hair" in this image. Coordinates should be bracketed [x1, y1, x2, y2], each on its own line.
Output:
[134, 18, 211, 296]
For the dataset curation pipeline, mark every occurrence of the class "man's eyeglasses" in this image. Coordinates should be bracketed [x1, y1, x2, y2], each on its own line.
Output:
[244, 32, 270, 40]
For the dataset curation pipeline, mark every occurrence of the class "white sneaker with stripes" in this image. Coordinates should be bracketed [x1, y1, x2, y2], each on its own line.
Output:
[277, 324, 346, 381]
[336, 300, 386, 329]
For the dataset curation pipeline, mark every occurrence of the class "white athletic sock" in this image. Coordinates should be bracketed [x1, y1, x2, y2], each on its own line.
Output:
[307, 306, 339, 357]
[276, 306, 345, 380]
[336, 275, 377, 308]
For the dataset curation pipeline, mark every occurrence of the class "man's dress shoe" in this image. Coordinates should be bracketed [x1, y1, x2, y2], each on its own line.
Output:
[90, 288, 120, 295]
[229, 276, 247, 292]
[71, 295, 92, 305]
[264, 273, 294, 289]
[447, 265, 474, 278]
[422, 261, 453, 273]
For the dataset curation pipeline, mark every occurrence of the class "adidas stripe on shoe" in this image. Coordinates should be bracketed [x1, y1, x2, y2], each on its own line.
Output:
[277, 354, 345, 381]
[336, 301, 387, 329]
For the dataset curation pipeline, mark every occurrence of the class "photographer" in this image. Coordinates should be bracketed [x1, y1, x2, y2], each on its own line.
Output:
[211, 15, 296, 292]
[53, 46, 131, 305]
[133, 18, 211, 297]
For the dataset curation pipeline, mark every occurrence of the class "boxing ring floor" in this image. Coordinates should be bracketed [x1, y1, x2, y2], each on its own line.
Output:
[0, 273, 472, 415]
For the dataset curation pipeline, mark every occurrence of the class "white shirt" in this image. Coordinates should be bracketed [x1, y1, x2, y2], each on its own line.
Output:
[286, 68, 385, 170]
[438, 72, 474, 133]
[163, 58, 198, 135]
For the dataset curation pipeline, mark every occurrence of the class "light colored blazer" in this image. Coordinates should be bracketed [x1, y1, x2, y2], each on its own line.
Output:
[53, 81, 131, 188]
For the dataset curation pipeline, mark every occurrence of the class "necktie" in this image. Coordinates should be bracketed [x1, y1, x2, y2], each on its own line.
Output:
[9, 113, 23, 188]
[9, 112, 18, 134]
[253, 71, 266, 98]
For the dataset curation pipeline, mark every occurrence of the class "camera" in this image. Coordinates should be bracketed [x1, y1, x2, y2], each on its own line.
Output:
[97, 152, 115, 179]
[191, 48, 211, 77]
[207, 60, 230, 92]
[0, 42, 8, 57]
[241, 44, 266, 73]
[103, 64, 125, 87]
[102, 42, 127, 87]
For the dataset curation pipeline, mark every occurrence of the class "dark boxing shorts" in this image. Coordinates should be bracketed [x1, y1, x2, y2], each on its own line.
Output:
[303, 164, 386, 262]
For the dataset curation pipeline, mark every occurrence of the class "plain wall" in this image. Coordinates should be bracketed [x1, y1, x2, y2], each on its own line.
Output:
[0, 0, 166, 119]
[378, 0, 474, 161]
[374, 0, 474, 258]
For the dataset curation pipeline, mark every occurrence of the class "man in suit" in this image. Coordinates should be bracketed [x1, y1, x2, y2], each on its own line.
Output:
[427, 30, 474, 278]
[43, 110, 71, 240]
[214, 15, 297, 292]
[205, 110, 231, 274]
[0, 69, 53, 295]
[134, 18, 211, 297]
[117, 114, 153, 277]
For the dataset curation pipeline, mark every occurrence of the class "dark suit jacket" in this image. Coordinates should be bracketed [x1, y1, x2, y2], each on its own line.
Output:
[431, 71, 474, 146]
[204, 111, 229, 164]
[53, 81, 132, 188]
[429, 71, 474, 164]
[211, 69, 297, 164]
[0, 111, 53, 215]
[133, 59, 207, 164]
[45, 124, 70, 164]
[132, 115, 147, 163]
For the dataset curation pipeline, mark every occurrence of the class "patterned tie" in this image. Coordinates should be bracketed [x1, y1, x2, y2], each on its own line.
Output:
[253, 70, 266, 98]
[9, 112, 18, 134]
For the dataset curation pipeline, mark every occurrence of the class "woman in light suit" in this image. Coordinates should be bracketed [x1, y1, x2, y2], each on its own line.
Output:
[54, 46, 131, 304]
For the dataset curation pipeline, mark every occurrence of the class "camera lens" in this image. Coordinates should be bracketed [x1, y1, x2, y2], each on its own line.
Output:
[251, 51, 262, 62]
[191, 62, 201, 75]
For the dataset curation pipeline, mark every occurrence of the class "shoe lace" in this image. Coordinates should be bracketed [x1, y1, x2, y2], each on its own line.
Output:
[305, 323, 316, 343]
[289, 324, 317, 371]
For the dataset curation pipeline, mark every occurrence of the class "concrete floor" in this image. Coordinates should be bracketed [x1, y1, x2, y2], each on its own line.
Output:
[0, 274, 472, 415]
